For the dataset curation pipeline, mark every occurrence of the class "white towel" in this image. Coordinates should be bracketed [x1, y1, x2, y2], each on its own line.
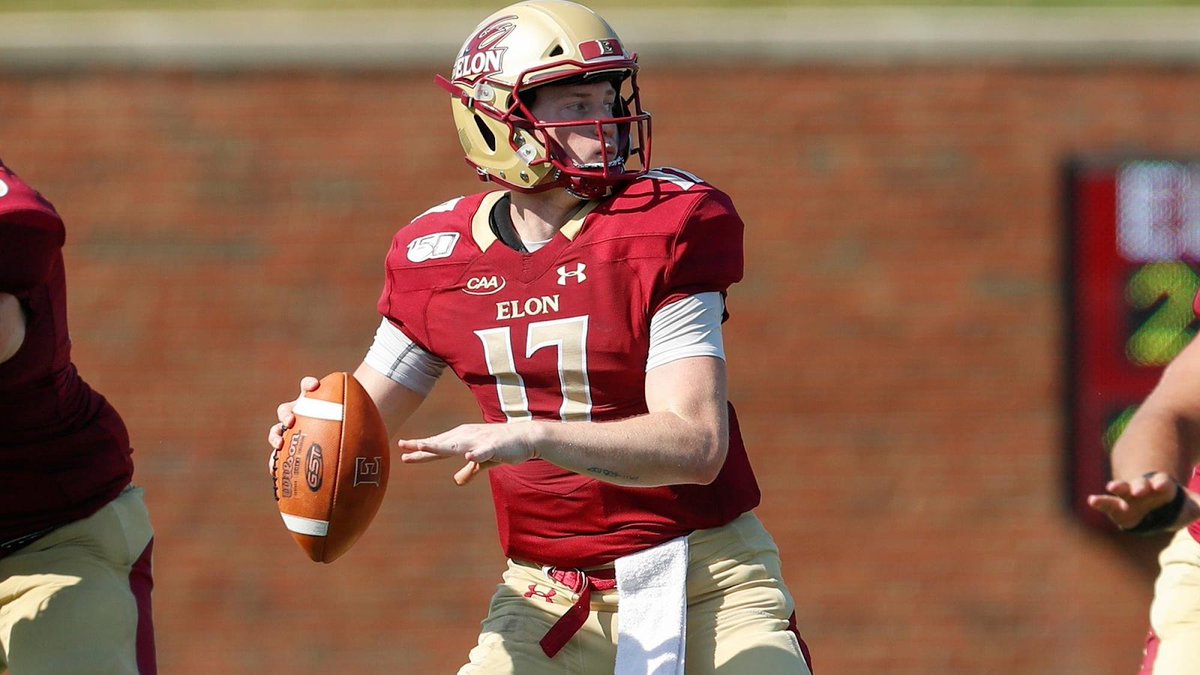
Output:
[614, 535, 689, 675]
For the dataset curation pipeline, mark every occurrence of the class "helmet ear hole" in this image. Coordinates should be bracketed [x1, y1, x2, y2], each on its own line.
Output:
[548, 44, 564, 57]
[473, 113, 497, 152]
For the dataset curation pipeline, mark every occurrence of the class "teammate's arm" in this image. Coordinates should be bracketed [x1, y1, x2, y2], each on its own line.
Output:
[0, 292, 25, 364]
[1088, 334, 1200, 531]
[0, 210, 64, 293]
[0, 208, 61, 364]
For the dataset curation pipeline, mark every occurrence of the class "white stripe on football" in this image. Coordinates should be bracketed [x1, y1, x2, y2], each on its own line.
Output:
[292, 396, 345, 421]
[281, 512, 330, 537]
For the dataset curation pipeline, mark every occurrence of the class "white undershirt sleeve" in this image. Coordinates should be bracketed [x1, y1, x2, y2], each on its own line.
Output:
[363, 318, 447, 396]
[646, 292, 726, 372]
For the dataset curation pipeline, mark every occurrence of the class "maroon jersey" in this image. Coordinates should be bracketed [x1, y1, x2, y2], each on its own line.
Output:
[379, 168, 761, 569]
[0, 160, 132, 544]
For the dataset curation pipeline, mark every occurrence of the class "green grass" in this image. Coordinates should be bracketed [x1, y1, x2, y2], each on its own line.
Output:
[4, 0, 1200, 10]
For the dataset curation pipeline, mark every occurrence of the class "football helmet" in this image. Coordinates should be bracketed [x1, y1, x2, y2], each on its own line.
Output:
[435, 0, 652, 199]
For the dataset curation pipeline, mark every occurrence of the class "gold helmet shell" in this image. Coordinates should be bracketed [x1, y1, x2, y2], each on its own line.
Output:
[436, 0, 652, 198]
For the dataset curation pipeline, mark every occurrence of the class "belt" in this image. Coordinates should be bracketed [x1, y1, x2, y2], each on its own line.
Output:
[538, 566, 618, 658]
[0, 525, 57, 560]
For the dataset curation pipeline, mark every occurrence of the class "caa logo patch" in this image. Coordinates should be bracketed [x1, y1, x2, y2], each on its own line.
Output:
[463, 275, 507, 296]
[407, 232, 460, 263]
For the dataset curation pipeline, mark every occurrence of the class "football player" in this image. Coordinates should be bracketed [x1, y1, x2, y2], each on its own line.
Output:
[269, 1, 813, 672]
[0, 159, 156, 674]
[1088, 319, 1200, 674]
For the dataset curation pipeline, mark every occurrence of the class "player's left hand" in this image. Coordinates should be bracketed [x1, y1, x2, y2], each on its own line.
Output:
[397, 423, 537, 486]
[1087, 472, 1200, 531]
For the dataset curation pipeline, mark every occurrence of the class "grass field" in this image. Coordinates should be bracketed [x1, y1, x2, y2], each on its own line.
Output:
[4, 0, 1200, 10]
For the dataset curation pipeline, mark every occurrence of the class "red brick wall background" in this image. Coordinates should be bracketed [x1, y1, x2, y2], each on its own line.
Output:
[1, 63, 1191, 673]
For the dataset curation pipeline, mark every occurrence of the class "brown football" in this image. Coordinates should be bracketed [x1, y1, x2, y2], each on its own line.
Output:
[275, 372, 389, 563]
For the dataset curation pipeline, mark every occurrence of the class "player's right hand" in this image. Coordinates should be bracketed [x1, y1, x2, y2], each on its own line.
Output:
[267, 376, 321, 470]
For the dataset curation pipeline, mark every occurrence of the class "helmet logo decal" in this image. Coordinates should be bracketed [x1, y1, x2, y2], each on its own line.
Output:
[453, 15, 519, 83]
[579, 39, 624, 61]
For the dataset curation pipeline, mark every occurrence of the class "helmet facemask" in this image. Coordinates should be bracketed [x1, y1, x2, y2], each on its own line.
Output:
[508, 67, 652, 199]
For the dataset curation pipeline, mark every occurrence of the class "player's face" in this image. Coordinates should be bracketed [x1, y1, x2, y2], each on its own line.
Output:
[529, 80, 620, 170]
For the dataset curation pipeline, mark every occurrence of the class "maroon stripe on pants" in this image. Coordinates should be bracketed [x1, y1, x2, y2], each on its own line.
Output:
[130, 538, 157, 675]
[1139, 628, 1159, 675]
[788, 611, 813, 673]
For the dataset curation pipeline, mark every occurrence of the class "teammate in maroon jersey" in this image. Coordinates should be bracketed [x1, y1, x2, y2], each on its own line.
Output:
[0, 159, 156, 674]
[1087, 292, 1200, 674]
[269, 1, 812, 671]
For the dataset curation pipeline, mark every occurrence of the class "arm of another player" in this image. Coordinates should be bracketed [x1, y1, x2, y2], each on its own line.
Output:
[1088, 334, 1200, 531]
[0, 292, 25, 364]
[0, 177, 66, 292]
[399, 354, 729, 488]
[0, 200, 62, 363]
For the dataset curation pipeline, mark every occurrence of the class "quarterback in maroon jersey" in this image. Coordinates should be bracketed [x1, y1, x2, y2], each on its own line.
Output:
[1086, 293, 1200, 674]
[0, 159, 156, 673]
[270, 1, 812, 672]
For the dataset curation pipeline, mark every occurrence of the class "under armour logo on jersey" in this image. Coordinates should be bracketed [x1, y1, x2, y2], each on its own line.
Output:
[0, 179, 8, 198]
[524, 584, 557, 603]
[557, 263, 587, 285]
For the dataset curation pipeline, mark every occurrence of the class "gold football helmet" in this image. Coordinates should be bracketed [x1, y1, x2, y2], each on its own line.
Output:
[435, 0, 652, 199]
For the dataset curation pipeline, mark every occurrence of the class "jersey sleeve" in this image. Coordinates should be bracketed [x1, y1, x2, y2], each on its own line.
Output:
[375, 196, 479, 358]
[376, 233, 437, 355]
[363, 317, 447, 395]
[646, 292, 726, 371]
[0, 163, 65, 292]
[653, 189, 745, 317]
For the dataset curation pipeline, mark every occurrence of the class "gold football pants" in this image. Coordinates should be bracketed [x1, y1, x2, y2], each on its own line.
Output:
[459, 511, 813, 674]
[1142, 527, 1200, 675]
[0, 486, 155, 675]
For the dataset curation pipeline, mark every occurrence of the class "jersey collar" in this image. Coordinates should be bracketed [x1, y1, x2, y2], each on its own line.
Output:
[470, 191, 602, 252]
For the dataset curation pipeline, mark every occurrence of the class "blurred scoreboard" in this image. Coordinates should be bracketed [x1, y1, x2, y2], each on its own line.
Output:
[1066, 158, 1200, 530]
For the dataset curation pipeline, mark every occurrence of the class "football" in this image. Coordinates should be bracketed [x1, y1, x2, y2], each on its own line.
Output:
[275, 372, 390, 563]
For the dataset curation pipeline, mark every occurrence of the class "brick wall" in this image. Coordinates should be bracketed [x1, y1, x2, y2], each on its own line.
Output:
[2, 63, 1190, 673]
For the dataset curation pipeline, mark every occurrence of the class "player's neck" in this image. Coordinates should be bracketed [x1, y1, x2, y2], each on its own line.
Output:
[508, 189, 587, 243]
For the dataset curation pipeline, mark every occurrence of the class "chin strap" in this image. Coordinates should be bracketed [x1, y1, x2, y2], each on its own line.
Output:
[565, 180, 614, 200]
